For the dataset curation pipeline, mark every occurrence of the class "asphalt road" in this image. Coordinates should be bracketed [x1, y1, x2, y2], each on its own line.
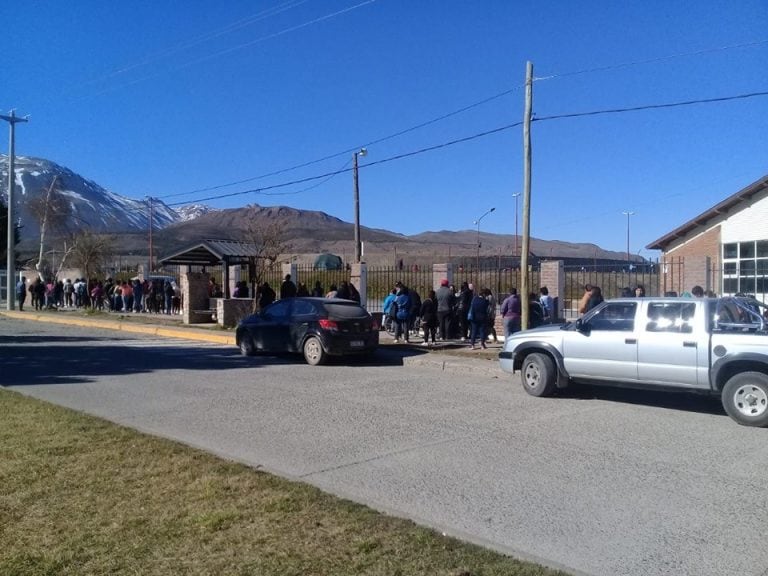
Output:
[3, 315, 768, 576]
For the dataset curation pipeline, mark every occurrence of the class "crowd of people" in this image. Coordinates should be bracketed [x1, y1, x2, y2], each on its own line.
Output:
[381, 280, 557, 349]
[14, 276, 180, 314]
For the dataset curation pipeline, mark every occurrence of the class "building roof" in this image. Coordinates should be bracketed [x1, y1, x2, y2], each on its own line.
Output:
[159, 239, 264, 266]
[646, 174, 768, 251]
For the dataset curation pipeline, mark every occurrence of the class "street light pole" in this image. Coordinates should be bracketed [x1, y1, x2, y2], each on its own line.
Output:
[2, 110, 29, 311]
[473, 207, 496, 273]
[622, 210, 635, 265]
[512, 192, 521, 257]
[352, 148, 367, 263]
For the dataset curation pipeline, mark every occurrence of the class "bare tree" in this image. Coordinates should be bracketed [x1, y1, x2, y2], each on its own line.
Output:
[66, 231, 115, 281]
[27, 176, 71, 278]
[242, 208, 292, 311]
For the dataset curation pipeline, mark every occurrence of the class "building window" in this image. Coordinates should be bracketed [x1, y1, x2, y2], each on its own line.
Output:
[722, 240, 768, 297]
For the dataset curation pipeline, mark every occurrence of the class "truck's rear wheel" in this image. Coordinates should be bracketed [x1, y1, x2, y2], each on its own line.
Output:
[521, 353, 557, 397]
[722, 372, 768, 427]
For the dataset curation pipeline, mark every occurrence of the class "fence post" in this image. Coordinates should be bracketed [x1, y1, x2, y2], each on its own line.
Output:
[433, 263, 453, 291]
[351, 262, 367, 309]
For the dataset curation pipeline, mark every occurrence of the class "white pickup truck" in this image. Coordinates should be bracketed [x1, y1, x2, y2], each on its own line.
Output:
[499, 296, 768, 427]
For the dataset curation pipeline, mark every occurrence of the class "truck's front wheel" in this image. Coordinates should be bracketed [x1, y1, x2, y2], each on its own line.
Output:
[521, 353, 557, 397]
[722, 372, 768, 427]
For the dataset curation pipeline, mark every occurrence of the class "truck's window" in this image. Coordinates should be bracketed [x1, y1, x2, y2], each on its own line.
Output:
[712, 298, 766, 332]
[588, 302, 636, 331]
[645, 302, 696, 333]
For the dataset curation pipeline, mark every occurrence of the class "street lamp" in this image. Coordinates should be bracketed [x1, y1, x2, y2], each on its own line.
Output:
[473, 207, 495, 272]
[352, 148, 367, 263]
[512, 192, 521, 257]
[622, 210, 635, 265]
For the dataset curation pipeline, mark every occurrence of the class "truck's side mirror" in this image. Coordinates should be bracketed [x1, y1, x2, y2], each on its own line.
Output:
[575, 318, 590, 334]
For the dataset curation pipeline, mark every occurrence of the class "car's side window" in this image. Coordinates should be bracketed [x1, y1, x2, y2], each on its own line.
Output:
[645, 303, 696, 333]
[292, 300, 315, 316]
[265, 300, 291, 319]
[588, 302, 637, 331]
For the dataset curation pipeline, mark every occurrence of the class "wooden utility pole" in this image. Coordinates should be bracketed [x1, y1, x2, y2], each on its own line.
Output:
[520, 61, 533, 330]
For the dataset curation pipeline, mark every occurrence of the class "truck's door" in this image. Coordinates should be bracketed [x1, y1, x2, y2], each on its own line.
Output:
[563, 301, 639, 382]
[637, 300, 706, 388]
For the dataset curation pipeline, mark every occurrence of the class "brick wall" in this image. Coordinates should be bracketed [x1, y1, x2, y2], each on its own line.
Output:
[664, 226, 720, 294]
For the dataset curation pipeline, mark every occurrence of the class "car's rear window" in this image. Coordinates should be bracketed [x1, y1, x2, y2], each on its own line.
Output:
[324, 303, 369, 319]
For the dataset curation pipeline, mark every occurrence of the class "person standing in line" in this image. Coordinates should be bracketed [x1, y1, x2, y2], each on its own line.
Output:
[15, 276, 27, 311]
[393, 284, 411, 343]
[528, 293, 544, 328]
[634, 284, 646, 298]
[258, 282, 276, 309]
[280, 274, 297, 299]
[435, 279, 455, 341]
[121, 280, 134, 312]
[578, 284, 593, 314]
[468, 288, 489, 349]
[586, 286, 604, 312]
[311, 281, 324, 297]
[500, 288, 521, 338]
[539, 286, 554, 324]
[456, 281, 473, 341]
[296, 282, 310, 297]
[483, 288, 498, 343]
[163, 280, 175, 314]
[336, 281, 351, 300]
[408, 287, 421, 336]
[420, 289, 438, 346]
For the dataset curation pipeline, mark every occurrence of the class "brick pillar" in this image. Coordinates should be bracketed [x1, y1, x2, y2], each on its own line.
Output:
[182, 270, 211, 324]
[351, 263, 367, 309]
[432, 263, 453, 291]
[683, 256, 712, 295]
[540, 260, 565, 320]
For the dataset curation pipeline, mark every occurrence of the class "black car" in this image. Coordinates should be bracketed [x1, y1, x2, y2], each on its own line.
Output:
[235, 297, 379, 365]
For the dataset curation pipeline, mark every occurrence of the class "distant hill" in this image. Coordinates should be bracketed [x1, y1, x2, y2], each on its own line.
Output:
[2, 155, 637, 264]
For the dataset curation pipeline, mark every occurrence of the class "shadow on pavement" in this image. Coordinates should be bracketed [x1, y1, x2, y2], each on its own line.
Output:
[0, 338, 252, 387]
[561, 382, 727, 418]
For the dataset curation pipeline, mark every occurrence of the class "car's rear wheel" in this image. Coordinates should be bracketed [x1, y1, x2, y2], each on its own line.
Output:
[239, 334, 256, 356]
[721, 372, 768, 427]
[521, 353, 557, 397]
[303, 336, 326, 366]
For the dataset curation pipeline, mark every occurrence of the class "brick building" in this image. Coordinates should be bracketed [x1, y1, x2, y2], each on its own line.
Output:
[647, 174, 768, 300]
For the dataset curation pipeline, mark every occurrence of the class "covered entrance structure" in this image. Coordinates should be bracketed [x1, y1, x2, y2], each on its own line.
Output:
[159, 239, 265, 326]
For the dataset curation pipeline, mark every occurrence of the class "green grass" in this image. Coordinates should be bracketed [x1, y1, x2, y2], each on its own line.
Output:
[0, 391, 568, 576]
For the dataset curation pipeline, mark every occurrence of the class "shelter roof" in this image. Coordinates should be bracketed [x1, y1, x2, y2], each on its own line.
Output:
[159, 239, 263, 266]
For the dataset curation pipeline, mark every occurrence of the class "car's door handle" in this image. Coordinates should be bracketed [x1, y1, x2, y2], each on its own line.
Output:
[625, 338, 637, 344]
[683, 341, 697, 348]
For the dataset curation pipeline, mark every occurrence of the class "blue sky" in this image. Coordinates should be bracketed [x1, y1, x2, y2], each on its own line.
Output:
[3, 0, 767, 255]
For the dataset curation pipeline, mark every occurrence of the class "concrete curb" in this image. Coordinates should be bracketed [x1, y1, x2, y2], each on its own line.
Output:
[0, 311, 236, 346]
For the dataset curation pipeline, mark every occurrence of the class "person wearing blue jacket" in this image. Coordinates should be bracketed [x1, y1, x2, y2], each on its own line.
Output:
[468, 289, 489, 349]
[393, 283, 412, 343]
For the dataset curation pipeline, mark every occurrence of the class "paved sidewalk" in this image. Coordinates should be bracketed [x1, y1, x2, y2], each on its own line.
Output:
[0, 308, 505, 376]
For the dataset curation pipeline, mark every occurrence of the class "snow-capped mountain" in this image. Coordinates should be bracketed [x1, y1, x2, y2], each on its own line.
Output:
[0, 155, 210, 242]
[175, 203, 217, 221]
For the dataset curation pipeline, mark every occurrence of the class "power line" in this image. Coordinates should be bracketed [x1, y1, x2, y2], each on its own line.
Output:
[70, 0, 309, 92]
[79, 0, 378, 100]
[166, 88, 768, 208]
[534, 39, 768, 81]
[167, 121, 523, 206]
[533, 90, 768, 122]
[160, 85, 524, 200]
